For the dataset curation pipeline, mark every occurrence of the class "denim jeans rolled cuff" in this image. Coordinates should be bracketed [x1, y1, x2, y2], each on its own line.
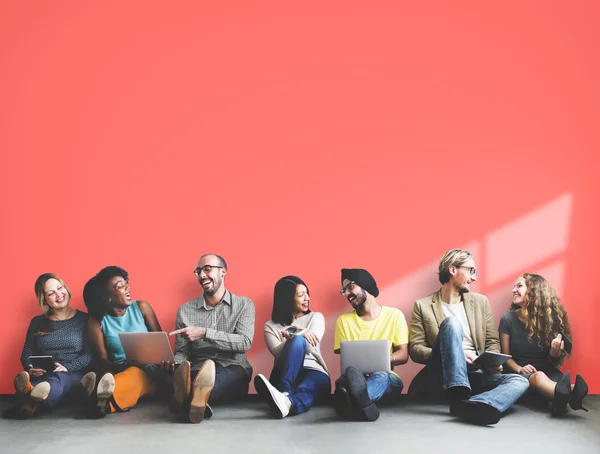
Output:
[468, 372, 530, 413]
[427, 316, 471, 391]
[367, 372, 404, 403]
[30, 370, 86, 408]
[336, 371, 403, 403]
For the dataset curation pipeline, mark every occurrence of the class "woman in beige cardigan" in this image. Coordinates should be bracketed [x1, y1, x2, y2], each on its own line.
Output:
[254, 276, 330, 418]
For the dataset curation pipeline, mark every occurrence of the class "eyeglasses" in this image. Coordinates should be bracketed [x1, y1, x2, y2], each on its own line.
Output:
[340, 281, 355, 295]
[457, 266, 477, 276]
[194, 265, 224, 276]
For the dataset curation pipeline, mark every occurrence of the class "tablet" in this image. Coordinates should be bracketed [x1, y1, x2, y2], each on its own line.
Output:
[118, 332, 175, 364]
[29, 356, 55, 372]
[474, 351, 511, 368]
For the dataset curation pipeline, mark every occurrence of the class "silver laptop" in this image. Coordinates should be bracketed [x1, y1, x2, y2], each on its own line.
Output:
[340, 340, 391, 374]
[118, 332, 175, 364]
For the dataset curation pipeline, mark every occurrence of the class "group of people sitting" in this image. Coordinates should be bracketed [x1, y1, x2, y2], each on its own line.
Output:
[6, 249, 589, 426]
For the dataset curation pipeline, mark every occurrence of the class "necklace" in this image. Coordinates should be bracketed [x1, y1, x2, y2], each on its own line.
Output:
[50, 308, 75, 321]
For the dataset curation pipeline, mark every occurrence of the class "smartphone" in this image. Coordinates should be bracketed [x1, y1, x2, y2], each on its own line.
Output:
[284, 326, 305, 336]
[560, 333, 573, 354]
[28, 356, 55, 372]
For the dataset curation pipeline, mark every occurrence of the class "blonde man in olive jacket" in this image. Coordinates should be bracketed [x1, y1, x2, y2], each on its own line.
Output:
[409, 249, 529, 426]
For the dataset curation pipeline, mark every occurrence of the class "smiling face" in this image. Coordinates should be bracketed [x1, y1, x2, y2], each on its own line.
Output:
[342, 279, 368, 310]
[196, 255, 226, 296]
[449, 258, 477, 294]
[512, 276, 527, 306]
[107, 276, 132, 309]
[43, 278, 70, 311]
[292, 284, 310, 318]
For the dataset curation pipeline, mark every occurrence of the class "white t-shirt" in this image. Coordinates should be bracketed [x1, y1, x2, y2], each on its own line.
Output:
[441, 302, 477, 355]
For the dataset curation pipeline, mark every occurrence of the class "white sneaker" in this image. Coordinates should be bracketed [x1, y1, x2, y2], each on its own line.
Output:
[254, 374, 291, 418]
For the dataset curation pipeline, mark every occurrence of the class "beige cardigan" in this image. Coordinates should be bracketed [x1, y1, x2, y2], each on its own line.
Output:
[264, 311, 329, 375]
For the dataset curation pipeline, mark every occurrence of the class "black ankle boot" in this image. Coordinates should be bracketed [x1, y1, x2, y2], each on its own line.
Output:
[551, 371, 570, 417]
[345, 366, 379, 422]
[569, 374, 588, 412]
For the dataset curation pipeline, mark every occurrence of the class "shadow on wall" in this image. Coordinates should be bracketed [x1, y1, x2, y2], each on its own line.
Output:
[247, 192, 573, 390]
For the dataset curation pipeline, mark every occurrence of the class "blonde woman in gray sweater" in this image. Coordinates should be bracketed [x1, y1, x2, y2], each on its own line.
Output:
[254, 276, 330, 418]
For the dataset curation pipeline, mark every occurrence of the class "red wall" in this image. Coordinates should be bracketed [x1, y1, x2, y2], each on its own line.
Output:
[1, 2, 599, 394]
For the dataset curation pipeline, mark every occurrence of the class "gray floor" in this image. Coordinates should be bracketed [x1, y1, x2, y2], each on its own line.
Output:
[1, 397, 599, 454]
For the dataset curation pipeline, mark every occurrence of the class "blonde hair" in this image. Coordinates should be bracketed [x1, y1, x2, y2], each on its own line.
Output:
[34, 273, 71, 315]
[518, 273, 571, 356]
[438, 249, 473, 284]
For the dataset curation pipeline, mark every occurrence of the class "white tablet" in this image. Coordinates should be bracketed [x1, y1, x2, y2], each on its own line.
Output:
[340, 340, 391, 375]
[118, 331, 175, 364]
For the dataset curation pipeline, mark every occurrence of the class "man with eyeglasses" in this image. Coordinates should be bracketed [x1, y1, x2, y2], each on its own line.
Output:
[409, 248, 529, 425]
[333, 268, 409, 421]
[168, 254, 255, 423]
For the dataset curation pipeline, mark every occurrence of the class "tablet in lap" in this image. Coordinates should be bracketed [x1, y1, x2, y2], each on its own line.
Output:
[474, 351, 511, 369]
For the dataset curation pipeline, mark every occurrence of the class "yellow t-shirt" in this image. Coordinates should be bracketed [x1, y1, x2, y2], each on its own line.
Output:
[334, 306, 409, 376]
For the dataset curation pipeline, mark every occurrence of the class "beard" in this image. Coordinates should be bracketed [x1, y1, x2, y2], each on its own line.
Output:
[348, 288, 368, 311]
[203, 277, 222, 296]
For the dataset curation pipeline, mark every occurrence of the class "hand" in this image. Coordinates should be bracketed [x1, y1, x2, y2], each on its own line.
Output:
[301, 329, 320, 347]
[281, 329, 292, 340]
[550, 333, 564, 358]
[465, 352, 481, 371]
[53, 362, 68, 372]
[170, 327, 207, 342]
[485, 365, 503, 374]
[28, 366, 46, 377]
[518, 364, 537, 375]
[160, 361, 175, 373]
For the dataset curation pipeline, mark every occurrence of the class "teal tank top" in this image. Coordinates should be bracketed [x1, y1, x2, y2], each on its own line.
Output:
[100, 300, 148, 364]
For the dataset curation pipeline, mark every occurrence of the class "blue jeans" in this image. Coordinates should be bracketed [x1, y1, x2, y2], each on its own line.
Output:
[336, 371, 404, 403]
[427, 317, 529, 412]
[31, 371, 86, 408]
[270, 336, 331, 415]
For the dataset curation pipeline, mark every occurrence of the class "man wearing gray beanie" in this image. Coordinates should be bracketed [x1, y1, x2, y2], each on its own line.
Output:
[333, 268, 409, 421]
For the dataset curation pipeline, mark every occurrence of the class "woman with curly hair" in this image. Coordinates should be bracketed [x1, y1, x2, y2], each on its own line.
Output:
[84, 266, 165, 418]
[499, 273, 588, 416]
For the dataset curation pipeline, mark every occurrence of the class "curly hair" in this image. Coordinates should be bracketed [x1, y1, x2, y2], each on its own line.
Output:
[519, 273, 571, 357]
[83, 266, 129, 322]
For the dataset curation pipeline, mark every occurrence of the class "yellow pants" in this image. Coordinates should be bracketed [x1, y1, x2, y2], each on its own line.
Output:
[109, 366, 157, 413]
